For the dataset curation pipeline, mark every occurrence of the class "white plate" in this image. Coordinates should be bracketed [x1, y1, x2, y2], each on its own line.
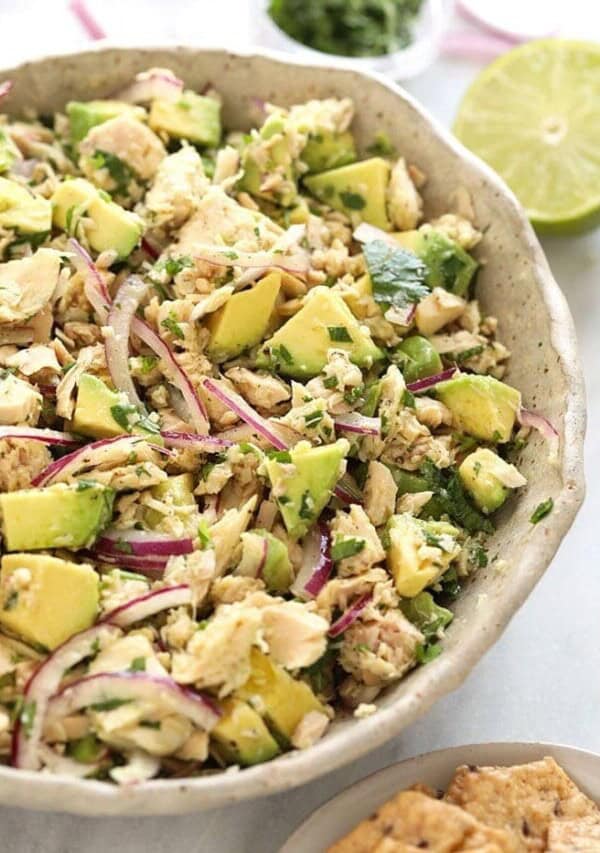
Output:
[281, 742, 600, 853]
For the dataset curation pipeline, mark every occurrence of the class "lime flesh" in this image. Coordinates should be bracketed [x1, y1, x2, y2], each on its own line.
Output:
[454, 39, 600, 234]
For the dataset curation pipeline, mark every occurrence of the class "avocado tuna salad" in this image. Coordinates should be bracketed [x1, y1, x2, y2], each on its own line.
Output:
[0, 68, 552, 783]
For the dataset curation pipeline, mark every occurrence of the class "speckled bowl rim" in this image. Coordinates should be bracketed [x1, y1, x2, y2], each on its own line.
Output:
[0, 43, 586, 816]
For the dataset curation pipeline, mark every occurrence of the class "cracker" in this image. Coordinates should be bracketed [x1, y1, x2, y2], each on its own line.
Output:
[446, 757, 599, 851]
[546, 816, 600, 852]
[327, 789, 517, 853]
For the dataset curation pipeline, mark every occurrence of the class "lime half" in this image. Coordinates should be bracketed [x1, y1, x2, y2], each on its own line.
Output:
[454, 39, 600, 234]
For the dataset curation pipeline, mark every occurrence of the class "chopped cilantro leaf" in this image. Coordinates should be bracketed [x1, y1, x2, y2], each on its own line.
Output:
[20, 700, 37, 738]
[331, 537, 365, 561]
[415, 641, 442, 664]
[363, 240, 429, 309]
[128, 657, 146, 672]
[328, 325, 353, 343]
[530, 498, 554, 524]
[339, 191, 366, 210]
[161, 311, 185, 340]
[90, 149, 135, 196]
[299, 490, 315, 520]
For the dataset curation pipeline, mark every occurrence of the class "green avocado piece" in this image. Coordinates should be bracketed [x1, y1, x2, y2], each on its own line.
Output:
[0, 482, 115, 551]
[394, 335, 443, 383]
[400, 591, 453, 638]
[239, 529, 293, 593]
[302, 130, 357, 174]
[394, 229, 478, 296]
[386, 514, 461, 598]
[51, 178, 143, 259]
[458, 447, 525, 513]
[144, 473, 196, 529]
[304, 157, 391, 229]
[0, 130, 19, 173]
[0, 176, 52, 234]
[66, 100, 145, 146]
[435, 374, 521, 443]
[207, 272, 281, 362]
[149, 91, 221, 147]
[236, 649, 326, 746]
[0, 553, 99, 650]
[239, 114, 298, 207]
[211, 697, 280, 766]
[265, 439, 349, 540]
[71, 374, 160, 441]
[257, 286, 383, 379]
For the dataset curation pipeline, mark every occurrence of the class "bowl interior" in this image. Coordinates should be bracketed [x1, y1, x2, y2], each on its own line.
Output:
[0, 46, 585, 815]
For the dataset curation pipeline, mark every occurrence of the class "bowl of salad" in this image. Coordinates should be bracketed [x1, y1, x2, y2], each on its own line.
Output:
[0, 45, 585, 815]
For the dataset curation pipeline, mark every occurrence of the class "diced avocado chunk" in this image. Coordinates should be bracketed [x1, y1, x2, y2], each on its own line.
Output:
[0, 482, 115, 551]
[257, 286, 383, 378]
[238, 529, 293, 593]
[304, 158, 391, 230]
[394, 336, 443, 383]
[71, 374, 160, 440]
[386, 514, 461, 598]
[207, 272, 281, 362]
[66, 100, 145, 146]
[236, 649, 326, 745]
[302, 130, 356, 174]
[0, 177, 52, 234]
[211, 697, 280, 766]
[394, 229, 478, 296]
[265, 439, 349, 540]
[0, 553, 99, 649]
[400, 591, 453, 637]
[0, 130, 19, 173]
[459, 447, 525, 514]
[144, 473, 196, 529]
[435, 374, 521, 443]
[51, 177, 143, 259]
[239, 114, 298, 207]
[149, 91, 221, 147]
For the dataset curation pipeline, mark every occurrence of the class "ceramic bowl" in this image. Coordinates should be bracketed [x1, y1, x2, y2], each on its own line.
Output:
[282, 742, 600, 852]
[0, 45, 586, 815]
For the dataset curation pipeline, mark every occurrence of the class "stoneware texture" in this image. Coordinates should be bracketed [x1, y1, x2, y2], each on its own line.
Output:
[282, 742, 600, 852]
[0, 45, 586, 816]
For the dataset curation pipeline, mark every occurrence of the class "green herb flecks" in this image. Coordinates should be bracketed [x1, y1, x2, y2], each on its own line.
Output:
[161, 311, 185, 340]
[331, 537, 365, 561]
[530, 498, 554, 524]
[20, 700, 37, 738]
[328, 325, 353, 343]
[419, 460, 494, 535]
[363, 240, 429, 310]
[90, 149, 136, 197]
[339, 191, 366, 210]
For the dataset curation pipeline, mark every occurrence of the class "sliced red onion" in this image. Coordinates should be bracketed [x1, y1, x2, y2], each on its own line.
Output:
[0, 80, 13, 101]
[440, 31, 513, 61]
[69, 238, 110, 323]
[457, 0, 560, 41]
[290, 525, 321, 600]
[106, 276, 149, 409]
[95, 528, 194, 558]
[116, 68, 183, 105]
[46, 672, 220, 732]
[32, 434, 172, 488]
[161, 430, 232, 452]
[102, 584, 192, 627]
[353, 223, 399, 248]
[203, 377, 288, 451]
[334, 473, 363, 506]
[328, 593, 372, 638]
[69, 0, 106, 40]
[11, 623, 121, 770]
[518, 408, 559, 449]
[131, 317, 209, 434]
[256, 536, 269, 580]
[304, 523, 333, 597]
[89, 550, 168, 575]
[386, 302, 417, 327]
[0, 426, 81, 447]
[406, 367, 458, 394]
[195, 245, 309, 276]
[141, 236, 160, 260]
[334, 413, 381, 436]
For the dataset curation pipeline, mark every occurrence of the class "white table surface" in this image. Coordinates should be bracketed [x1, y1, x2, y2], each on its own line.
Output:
[0, 2, 598, 851]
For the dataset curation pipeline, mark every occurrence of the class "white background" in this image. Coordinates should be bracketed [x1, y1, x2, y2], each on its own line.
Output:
[1, 2, 599, 851]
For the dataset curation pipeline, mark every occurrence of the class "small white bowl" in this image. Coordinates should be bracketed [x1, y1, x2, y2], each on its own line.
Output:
[251, 0, 449, 79]
[282, 742, 600, 853]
